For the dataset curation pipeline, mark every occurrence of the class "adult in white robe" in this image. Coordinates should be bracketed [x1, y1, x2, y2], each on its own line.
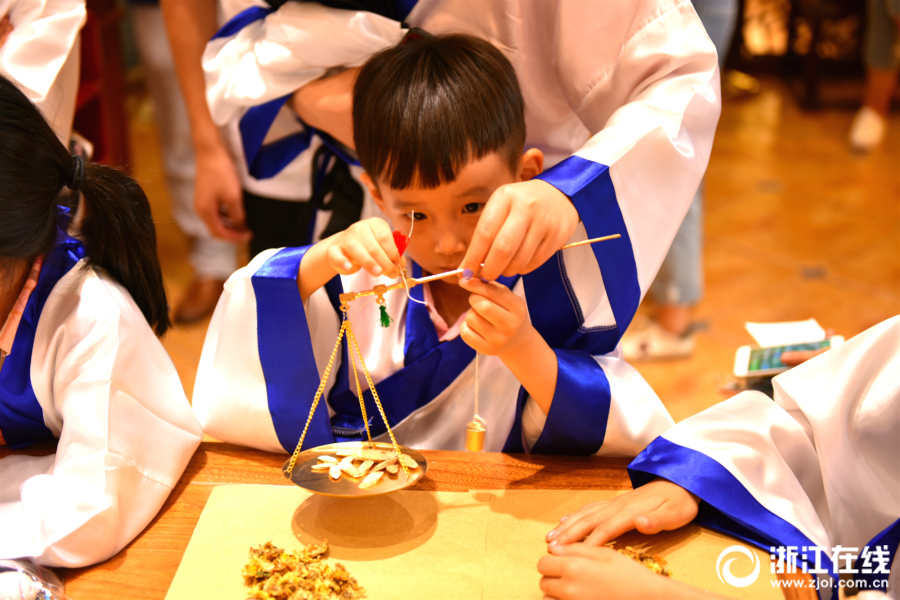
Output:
[0, 0, 85, 141]
[0, 232, 203, 567]
[625, 316, 900, 598]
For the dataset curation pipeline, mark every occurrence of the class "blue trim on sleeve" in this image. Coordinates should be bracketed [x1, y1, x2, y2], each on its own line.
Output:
[857, 518, 900, 591]
[211, 5, 272, 40]
[523, 255, 620, 356]
[252, 247, 336, 452]
[535, 156, 641, 346]
[239, 95, 316, 180]
[501, 387, 528, 453]
[628, 436, 839, 584]
[529, 349, 610, 455]
[0, 236, 84, 449]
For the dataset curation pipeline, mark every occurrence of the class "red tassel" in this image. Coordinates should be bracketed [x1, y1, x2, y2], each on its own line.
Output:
[392, 231, 409, 255]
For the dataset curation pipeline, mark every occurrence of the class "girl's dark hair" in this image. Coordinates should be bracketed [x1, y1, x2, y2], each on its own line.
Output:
[0, 75, 170, 336]
[353, 33, 526, 190]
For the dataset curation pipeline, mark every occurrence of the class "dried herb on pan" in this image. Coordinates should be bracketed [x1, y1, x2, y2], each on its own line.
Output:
[243, 541, 365, 600]
[607, 543, 672, 577]
[312, 450, 419, 489]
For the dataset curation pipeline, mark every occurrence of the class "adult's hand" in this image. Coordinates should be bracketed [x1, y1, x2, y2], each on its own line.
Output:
[290, 67, 358, 150]
[460, 179, 578, 281]
[194, 140, 250, 242]
[160, 0, 249, 241]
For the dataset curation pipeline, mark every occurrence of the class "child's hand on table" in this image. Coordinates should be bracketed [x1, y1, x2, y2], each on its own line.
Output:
[538, 542, 724, 600]
[460, 179, 579, 281]
[298, 217, 402, 301]
[546, 479, 699, 547]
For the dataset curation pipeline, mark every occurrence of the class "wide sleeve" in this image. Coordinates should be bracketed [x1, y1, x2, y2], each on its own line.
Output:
[519, 345, 674, 457]
[535, 0, 720, 340]
[627, 317, 900, 592]
[203, 3, 404, 128]
[192, 247, 342, 453]
[517, 210, 676, 456]
[0, 0, 84, 123]
[0, 267, 202, 567]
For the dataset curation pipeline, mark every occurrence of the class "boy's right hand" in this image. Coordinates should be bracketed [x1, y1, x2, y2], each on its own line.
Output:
[546, 479, 699, 547]
[322, 217, 402, 279]
[299, 218, 402, 301]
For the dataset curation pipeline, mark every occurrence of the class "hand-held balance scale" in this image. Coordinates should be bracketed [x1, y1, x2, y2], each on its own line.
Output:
[282, 233, 621, 497]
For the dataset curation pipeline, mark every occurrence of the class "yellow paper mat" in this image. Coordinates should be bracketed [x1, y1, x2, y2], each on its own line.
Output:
[165, 485, 783, 600]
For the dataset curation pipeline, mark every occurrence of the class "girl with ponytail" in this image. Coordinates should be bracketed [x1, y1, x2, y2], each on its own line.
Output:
[0, 74, 202, 568]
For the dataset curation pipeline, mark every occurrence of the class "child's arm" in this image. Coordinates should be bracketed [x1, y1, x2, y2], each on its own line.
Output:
[459, 275, 674, 456]
[297, 217, 402, 302]
[546, 479, 699, 547]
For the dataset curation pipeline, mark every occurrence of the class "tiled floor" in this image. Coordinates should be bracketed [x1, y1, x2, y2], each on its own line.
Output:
[129, 77, 900, 425]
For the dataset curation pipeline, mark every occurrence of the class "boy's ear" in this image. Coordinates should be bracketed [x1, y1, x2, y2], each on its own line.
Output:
[360, 172, 387, 212]
[518, 148, 544, 181]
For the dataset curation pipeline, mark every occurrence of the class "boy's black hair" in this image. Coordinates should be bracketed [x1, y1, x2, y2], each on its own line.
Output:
[353, 32, 526, 190]
[0, 75, 171, 336]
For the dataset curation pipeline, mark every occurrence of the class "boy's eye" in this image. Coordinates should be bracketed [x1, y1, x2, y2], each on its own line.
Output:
[413, 212, 427, 221]
[463, 203, 482, 214]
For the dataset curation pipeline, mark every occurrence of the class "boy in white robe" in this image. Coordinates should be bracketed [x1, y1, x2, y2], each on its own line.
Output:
[194, 33, 674, 456]
[539, 316, 900, 599]
[0, 75, 202, 568]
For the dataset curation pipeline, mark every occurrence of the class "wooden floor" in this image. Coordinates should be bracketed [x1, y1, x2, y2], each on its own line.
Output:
[129, 77, 900, 425]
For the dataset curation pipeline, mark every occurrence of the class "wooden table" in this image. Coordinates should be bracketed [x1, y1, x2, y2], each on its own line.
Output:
[4, 442, 814, 599]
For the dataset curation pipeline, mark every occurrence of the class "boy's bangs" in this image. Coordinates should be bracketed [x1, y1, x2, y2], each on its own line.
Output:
[353, 34, 525, 190]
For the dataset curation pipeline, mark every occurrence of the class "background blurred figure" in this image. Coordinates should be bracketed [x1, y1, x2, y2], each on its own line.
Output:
[131, 0, 238, 323]
[849, 0, 899, 152]
[0, 0, 84, 142]
[622, 0, 739, 361]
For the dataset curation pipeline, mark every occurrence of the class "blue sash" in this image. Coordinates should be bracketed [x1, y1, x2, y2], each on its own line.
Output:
[0, 234, 85, 449]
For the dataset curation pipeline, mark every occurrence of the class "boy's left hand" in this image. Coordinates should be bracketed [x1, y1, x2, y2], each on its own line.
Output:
[458, 278, 534, 357]
[460, 180, 578, 281]
[538, 543, 709, 600]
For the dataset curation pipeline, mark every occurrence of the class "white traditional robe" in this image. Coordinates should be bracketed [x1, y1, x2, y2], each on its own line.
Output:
[193, 222, 675, 456]
[628, 316, 900, 599]
[0, 235, 202, 568]
[0, 0, 84, 140]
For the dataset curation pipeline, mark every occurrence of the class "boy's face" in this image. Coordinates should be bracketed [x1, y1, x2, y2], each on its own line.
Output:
[363, 149, 543, 276]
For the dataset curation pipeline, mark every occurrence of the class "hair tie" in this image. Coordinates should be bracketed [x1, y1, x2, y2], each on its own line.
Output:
[401, 27, 433, 45]
[67, 155, 85, 192]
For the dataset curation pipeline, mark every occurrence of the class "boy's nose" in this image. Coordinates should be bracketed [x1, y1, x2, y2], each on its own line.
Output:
[435, 231, 466, 256]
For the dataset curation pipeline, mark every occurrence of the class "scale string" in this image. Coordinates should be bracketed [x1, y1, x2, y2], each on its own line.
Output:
[401, 211, 428, 307]
[473, 353, 485, 427]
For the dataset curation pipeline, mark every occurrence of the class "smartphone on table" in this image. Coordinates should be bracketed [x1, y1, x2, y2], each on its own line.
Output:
[733, 337, 844, 378]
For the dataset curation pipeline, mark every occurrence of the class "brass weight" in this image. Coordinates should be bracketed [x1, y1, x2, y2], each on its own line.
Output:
[465, 419, 486, 452]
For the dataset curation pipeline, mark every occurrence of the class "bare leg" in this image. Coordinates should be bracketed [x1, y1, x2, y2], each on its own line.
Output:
[657, 305, 692, 337]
